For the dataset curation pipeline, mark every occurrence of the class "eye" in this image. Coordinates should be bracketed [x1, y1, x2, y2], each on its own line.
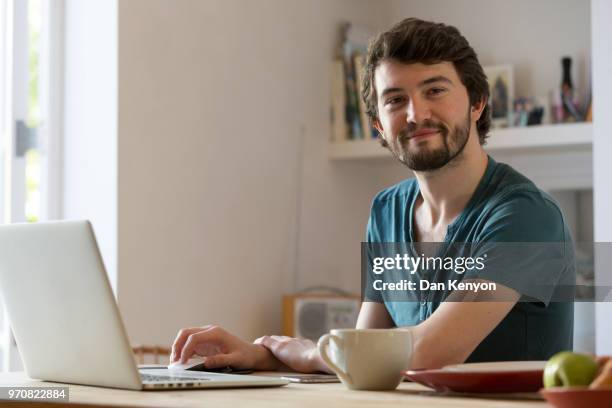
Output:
[385, 96, 406, 106]
[427, 87, 446, 97]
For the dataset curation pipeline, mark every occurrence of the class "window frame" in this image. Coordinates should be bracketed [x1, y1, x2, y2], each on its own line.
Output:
[0, 0, 64, 371]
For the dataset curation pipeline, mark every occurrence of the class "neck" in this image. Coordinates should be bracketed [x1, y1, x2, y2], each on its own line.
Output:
[413, 133, 488, 225]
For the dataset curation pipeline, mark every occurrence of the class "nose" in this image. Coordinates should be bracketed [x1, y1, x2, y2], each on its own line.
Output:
[406, 97, 432, 124]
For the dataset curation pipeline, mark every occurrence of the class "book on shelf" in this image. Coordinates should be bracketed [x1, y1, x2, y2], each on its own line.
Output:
[330, 60, 349, 142]
[353, 53, 378, 140]
[329, 22, 375, 142]
[342, 39, 363, 140]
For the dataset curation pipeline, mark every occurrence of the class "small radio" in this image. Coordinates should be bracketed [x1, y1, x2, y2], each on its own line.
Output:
[282, 293, 361, 341]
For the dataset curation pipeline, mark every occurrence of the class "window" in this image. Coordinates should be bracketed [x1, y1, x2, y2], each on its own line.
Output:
[0, 0, 62, 371]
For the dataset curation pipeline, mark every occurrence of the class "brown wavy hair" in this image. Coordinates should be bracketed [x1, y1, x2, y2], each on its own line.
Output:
[362, 18, 491, 144]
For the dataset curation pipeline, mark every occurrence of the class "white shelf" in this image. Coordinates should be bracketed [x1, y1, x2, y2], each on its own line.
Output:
[329, 122, 593, 160]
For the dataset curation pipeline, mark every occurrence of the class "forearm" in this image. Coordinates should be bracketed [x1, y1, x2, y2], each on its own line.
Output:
[409, 324, 472, 369]
[408, 298, 519, 369]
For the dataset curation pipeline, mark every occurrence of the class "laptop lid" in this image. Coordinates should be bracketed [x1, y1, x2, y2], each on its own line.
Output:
[0, 220, 142, 390]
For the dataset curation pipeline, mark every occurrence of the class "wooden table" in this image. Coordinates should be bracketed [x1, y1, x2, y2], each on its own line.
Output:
[0, 372, 550, 407]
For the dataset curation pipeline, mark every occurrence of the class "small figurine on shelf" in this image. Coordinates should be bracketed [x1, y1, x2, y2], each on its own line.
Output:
[512, 98, 528, 127]
[512, 97, 544, 127]
[560, 56, 582, 122]
[550, 89, 564, 124]
[527, 105, 544, 126]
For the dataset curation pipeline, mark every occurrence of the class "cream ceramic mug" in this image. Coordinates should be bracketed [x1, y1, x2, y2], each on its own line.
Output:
[317, 328, 413, 390]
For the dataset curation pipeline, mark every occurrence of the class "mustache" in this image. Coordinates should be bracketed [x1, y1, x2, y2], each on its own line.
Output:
[398, 120, 448, 142]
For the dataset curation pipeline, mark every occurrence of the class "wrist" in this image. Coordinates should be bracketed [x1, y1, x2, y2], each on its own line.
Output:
[251, 343, 281, 371]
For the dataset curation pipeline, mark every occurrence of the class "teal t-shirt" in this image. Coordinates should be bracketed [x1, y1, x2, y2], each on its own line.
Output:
[365, 156, 575, 362]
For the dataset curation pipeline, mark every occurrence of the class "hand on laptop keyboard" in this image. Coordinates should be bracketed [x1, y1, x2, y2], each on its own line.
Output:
[170, 325, 280, 371]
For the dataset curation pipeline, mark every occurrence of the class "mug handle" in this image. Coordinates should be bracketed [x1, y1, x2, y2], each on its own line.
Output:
[317, 334, 352, 385]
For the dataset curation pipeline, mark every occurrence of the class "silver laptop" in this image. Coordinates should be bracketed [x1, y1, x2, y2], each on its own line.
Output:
[0, 220, 288, 390]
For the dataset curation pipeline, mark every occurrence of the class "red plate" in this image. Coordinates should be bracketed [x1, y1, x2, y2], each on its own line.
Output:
[403, 361, 545, 393]
[540, 387, 612, 408]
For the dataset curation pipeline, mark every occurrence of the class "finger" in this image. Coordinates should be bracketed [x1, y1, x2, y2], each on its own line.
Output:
[171, 325, 216, 359]
[270, 335, 291, 342]
[171, 327, 204, 362]
[258, 336, 279, 351]
[254, 338, 293, 372]
[179, 326, 225, 363]
[253, 335, 269, 345]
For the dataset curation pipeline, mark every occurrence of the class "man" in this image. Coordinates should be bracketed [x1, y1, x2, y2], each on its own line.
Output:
[170, 18, 574, 372]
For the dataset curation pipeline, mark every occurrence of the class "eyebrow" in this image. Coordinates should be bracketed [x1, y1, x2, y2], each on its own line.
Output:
[419, 75, 453, 87]
[379, 76, 454, 98]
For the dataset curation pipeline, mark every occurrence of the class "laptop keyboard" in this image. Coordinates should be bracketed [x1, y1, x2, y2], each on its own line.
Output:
[141, 373, 211, 382]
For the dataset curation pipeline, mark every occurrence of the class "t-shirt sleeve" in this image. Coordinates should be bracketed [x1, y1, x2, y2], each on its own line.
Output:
[462, 191, 576, 305]
[362, 198, 384, 303]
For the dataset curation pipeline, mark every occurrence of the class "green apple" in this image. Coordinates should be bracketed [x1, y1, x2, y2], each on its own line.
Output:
[543, 351, 598, 388]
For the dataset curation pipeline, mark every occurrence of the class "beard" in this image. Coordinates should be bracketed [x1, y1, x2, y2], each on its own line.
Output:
[381, 110, 471, 171]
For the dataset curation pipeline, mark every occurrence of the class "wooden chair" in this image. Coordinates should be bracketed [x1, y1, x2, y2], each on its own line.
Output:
[132, 345, 171, 365]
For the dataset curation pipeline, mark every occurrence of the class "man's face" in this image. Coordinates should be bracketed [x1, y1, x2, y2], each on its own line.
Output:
[373, 60, 477, 171]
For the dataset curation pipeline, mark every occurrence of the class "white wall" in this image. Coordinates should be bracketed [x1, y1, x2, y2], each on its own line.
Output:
[62, 0, 117, 288]
[116, 0, 386, 345]
[380, 0, 591, 102]
[592, 0, 612, 354]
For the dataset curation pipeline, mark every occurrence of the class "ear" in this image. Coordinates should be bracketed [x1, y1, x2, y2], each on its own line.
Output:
[373, 118, 384, 136]
[372, 118, 390, 147]
[471, 97, 487, 122]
